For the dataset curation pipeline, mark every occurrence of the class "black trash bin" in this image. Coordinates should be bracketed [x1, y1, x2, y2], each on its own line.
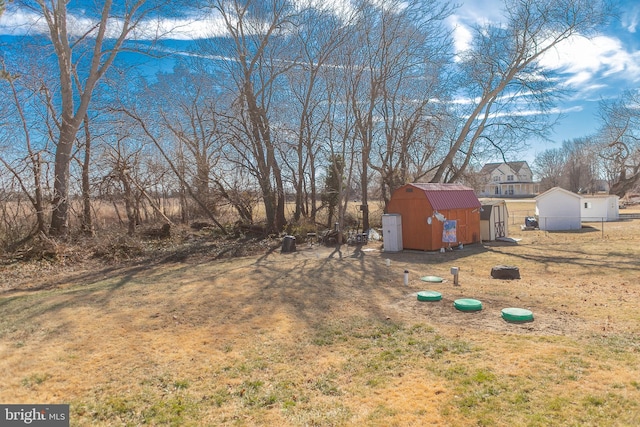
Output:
[281, 235, 296, 253]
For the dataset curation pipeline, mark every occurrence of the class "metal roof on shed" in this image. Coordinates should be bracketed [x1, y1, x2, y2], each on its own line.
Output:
[480, 200, 508, 220]
[406, 183, 481, 210]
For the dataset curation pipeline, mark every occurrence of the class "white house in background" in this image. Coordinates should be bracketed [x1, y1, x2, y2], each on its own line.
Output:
[478, 161, 539, 197]
[535, 187, 582, 231]
[581, 194, 620, 222]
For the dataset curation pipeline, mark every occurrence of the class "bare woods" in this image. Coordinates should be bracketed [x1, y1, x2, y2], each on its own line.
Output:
[2, 0, 630, 258]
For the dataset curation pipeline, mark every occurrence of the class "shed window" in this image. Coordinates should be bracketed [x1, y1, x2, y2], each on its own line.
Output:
[406, 188, 413, 193]
[584, 202, 591, 209]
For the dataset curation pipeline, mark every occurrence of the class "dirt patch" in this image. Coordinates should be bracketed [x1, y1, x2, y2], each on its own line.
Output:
[391, 293, 589, 337]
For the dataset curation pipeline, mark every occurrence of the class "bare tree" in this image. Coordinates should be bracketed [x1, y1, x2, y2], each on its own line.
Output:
[562, 138, 599, 193]
[212, 172, 256, 224]
[365, 0, 453, 208]
[343, 0, 454, 229]
[119, 104, 229, 233]
[203, 0, 299, 233]
[431, 0, 612, 183]
[18, 0, 171, 237]
[534, 138, 600, 193]
[597, 90, 640, 198]
[0, 60, 49, 236]
[99, 134, 143, 236]
[3, 0, 615, 239]
[282, 6, 352, 224]
[533, 147, 566, 191]
[149, 66, 223, 217]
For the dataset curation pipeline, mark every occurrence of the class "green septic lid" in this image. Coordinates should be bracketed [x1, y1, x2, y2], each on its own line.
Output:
[454, 298, 483, 312]
[417, 291, 442, 302]
[420, 276, 444, 283]
[501, 307, 534, 323]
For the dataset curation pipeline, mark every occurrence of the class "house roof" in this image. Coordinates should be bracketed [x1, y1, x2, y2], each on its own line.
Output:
[480, 199, 507, 207]
[535, 186, 582, 200]
[480, 161, 529, 175]
[406, 183, 481, 210]
[480, 200, 508, 220]
[581, 194, 619, 200]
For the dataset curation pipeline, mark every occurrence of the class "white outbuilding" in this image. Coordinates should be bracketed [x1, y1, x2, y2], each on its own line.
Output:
[535, 187, 582, 231]
[479, 199, 509, 241]
[581, 194, 620, 222]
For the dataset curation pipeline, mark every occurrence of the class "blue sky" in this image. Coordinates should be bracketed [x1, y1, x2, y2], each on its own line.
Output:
[455, 0, 640, 161]
[1, 0, 639, 163]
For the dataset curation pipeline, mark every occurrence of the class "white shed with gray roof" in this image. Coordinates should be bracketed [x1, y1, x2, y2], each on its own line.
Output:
[535, 187, 582, 231]
[581, 194, 619, 222]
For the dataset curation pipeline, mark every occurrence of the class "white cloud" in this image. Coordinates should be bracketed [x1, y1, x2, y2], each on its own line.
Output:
[564, 71, 593, 87]
[496, 105, 584, 119]
[622, 5, 640, 33]
[455, 104, 583, 120]
[0, 6, 228, 40]
[0, 9, 47, 35]
[448, 1, 640, 95]
[447, 15, 473, 55]
[454, 0, 504, 27]
[134, 15, 229, 40]
[540, 34, 640, 86]
[292, 0, 355, 17]
[446, 0, 505, 56]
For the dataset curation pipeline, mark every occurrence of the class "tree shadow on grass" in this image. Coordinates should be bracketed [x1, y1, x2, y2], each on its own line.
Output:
[546, 225, 599, 234]
[379, 242, 490, 267]
[483, 244, 640, 274]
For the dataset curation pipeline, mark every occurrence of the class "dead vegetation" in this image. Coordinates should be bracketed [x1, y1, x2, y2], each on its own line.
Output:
[0, 222, 283, 294]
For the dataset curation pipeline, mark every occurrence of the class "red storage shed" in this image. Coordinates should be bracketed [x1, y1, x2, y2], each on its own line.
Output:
[386, 183, 482, 251]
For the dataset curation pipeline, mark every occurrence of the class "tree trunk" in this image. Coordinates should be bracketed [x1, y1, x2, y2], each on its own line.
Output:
[361, 151, 370, 232]
[50, 132, 74, 237]
[81, 115, 94, 236]
[122, 177, 136, 236]
[32, 153, 47, 235]
[273, 162, 287, 231]
[610, 168, 640, 198]
[213, 180, 253, 223]
[309, 159, 318, 222]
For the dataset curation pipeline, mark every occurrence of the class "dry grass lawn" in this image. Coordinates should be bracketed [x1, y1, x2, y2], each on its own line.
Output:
[1, 203, 639, 426]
